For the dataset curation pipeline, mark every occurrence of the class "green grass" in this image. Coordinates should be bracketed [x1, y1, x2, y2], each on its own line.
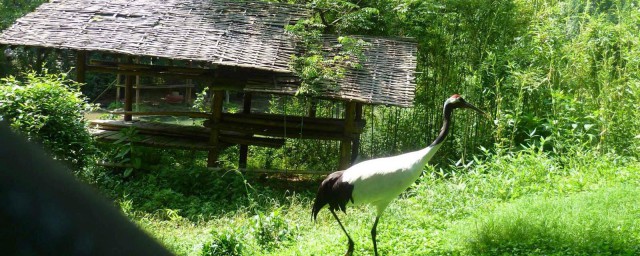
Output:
[86, 146, 640, 255]
[447, 185, 640, 255]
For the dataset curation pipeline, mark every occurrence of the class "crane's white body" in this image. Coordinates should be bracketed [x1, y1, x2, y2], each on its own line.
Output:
[341, 143, 442, 213]
[312, 94, 484, 256]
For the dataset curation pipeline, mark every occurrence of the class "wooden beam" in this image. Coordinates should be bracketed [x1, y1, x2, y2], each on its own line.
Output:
[221, 135, 283, 148]
[339, 102, 357, 169]
[208, 167, 331, 175]
[109, 111, 211, 118]
[76, 51, 87, 84]
[87, 65, 213, 79]
[207, 90, 225, 167]
[239, 92, 253, 169]
[90, 120, 283, 148]
[107, 111, 363, 140]
[89, 60, 277, 77]
[220, 113, 365, 133]
[87, 65, 251, 89]
[214, 122, 352, 141]
[86, 60, 281, 90]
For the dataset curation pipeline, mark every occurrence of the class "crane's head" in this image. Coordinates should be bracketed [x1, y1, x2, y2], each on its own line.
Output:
[445, 94, 487, 117]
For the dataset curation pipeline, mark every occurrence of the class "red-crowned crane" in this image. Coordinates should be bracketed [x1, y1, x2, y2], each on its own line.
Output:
[312, 94, 485, 256]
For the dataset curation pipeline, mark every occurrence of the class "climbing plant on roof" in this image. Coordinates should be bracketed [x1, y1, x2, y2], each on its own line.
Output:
[285, 2, 371, 96]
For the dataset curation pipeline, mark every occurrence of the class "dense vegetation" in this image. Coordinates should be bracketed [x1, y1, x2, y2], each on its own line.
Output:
[0, 73, 96, 169]
[1, 0, 639, 255]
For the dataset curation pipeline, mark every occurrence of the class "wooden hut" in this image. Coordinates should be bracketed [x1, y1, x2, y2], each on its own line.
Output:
[0, 0, 417, 172]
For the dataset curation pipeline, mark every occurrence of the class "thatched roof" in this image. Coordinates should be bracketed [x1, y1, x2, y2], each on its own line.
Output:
[0, 0, 417, 107]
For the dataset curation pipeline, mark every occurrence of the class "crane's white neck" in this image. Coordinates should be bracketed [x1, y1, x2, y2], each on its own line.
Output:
[417, 142, 443, 166]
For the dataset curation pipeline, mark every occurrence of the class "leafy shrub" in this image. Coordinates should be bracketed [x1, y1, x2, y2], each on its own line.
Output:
[201, 225, 245, 256]
[0, 72, 97, 169]
[250, 209, 295, 250]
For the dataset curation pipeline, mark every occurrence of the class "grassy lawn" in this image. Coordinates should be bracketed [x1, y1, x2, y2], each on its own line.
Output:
[87, 146, 640, 255]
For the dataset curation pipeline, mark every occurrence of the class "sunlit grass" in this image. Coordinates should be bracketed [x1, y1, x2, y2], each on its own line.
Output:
[101, 146, 640, 255]
[447, 185, 640, 255]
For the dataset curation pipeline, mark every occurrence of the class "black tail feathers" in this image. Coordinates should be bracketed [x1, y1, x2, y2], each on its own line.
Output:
[311, 171, 353, 222]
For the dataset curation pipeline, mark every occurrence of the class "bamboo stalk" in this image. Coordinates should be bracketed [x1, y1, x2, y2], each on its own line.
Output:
[207, 167, 331, 175]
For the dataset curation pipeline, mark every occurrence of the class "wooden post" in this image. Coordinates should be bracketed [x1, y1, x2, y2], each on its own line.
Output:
[239, 92, 253, 168]
[186, 61, 193, 103]
[186, 87, 192, 103]
[76, 51, 87, 83]
[115, 74, 121, 103]
[76, 50, 87, 84]
[135, 75, 141, 107]
[351, 103, 363, 163]
[35, 48, 45, 75]
[123, 56, 133, 121]
[124, 74, 134, 121]
[339, 101, 357, 169]
[207, 90, 225, 167]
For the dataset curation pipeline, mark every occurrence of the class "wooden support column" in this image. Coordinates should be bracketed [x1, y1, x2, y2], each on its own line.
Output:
[351, 103, 363, 163]
[124, 74, 134, 121]
[339, 101, 357, 169]
[238, 92, 253, 168]
[34, 48, 45, 75]
[135, 75, 141, 108]
[186, 61, 193, 103]
[76, 50, 87, 84]
[207, 90, 225, 167]
[115, 74, 121, 102]
[123, 56, 133, 121]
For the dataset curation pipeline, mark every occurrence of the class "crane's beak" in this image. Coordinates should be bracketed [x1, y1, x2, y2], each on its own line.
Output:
[463, 101, 488, 119]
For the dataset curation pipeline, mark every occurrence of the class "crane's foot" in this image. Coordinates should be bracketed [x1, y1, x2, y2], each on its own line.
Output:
[344, 239, 354, 256]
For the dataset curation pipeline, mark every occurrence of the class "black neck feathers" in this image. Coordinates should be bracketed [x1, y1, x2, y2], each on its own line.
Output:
[429, 103, 454, 147]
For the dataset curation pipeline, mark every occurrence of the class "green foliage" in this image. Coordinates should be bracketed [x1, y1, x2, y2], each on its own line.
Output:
[245, 96, 340, 171]
[453, 185, 640, 255]
[0, 0, 46, 30]
[97, 143, 640, 255]
[201, 225, 245, 256]
[250, 209, 296, 250]
[109, 127, 142, 177]
[0, 72, 97, 169]
[192, 87, 211, 112]
[329, 0, 640, 165]
[286, 16, 369, 95]
[3, 0, 638, 255]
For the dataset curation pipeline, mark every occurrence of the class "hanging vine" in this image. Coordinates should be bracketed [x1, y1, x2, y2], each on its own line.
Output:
[285, 2, 370, 96]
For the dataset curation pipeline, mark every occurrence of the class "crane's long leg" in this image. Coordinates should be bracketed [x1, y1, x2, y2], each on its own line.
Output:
[372, 202, 389, 256]
[371, 216, 380, 256]
[330, 209, 354, 256]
